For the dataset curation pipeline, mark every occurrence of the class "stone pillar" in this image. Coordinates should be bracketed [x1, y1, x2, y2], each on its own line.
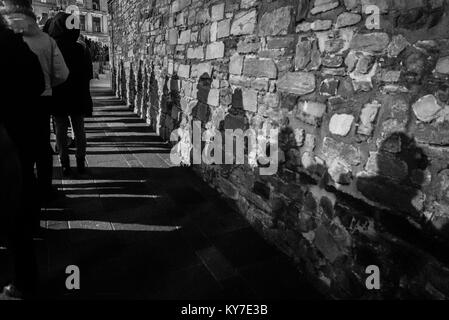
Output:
[86, 12, 93, 32]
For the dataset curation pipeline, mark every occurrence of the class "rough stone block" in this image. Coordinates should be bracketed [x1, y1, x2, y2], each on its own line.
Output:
[277, 72, 316, 95]
[358, 100, 380, 136]
[311, 0, 339, 15]
[196, 8, 211, 24]
[172, 0, 191, 13]
[328, 159, 353, 185]
[350, 32, 390, 53]
[168, 28, 178, 45]
[211, 3, 225, 21]
[177, 64, 191, 78]
[208, 89, 220, 107]
[217, 19, 231, 38]
[243, 58, 277, 79]
[387, 34, 409, 58]
[191, 62, 212, 78]
[329, 114, 354, 136]
[242, 89, 258, 112]
[295, 40, 312, 70]
[322, 137, 361, 166]
[336, 12, 362, 28]
[296, 100, 326, 126]
[187, 46, 205, 60]
[263, 93, 280, 108]
[230, 54, 244, 75]
[436, 56, 449, 74]
[178, 30, 191, 45]
[258, 6, 293, 36]
[241, 0, 258, 9]
[210, 21, 218, 42]
[311, 20, 333, 31]
[206, 42, 225, 60]
[231, 10, 257, 35]
[412, 94, 442, 123]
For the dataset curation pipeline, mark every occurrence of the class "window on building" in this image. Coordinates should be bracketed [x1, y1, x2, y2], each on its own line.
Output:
[92, 0, 100, 11]
[93, 16, 101, 33]
[79, 15, 85, 31]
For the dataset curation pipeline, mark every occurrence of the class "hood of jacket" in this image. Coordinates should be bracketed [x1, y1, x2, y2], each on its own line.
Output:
[47, 12, 80, 44]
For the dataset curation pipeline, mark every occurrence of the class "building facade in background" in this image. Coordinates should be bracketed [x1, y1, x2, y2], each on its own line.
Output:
[32, 0, 109, 44]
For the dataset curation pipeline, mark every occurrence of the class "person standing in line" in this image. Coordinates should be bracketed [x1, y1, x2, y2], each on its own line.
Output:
[46, 12, 93, 176]
[2, 0, 69, 200]
[0, 10, 45, 299]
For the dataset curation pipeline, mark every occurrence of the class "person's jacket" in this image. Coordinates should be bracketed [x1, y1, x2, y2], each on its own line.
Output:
[47, 12, 93, 117]
[7, 13, 69, 96]
[0, 26, 45, 149]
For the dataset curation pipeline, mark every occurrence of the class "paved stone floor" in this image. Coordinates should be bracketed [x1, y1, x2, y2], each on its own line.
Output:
[3, 81, 323, 300]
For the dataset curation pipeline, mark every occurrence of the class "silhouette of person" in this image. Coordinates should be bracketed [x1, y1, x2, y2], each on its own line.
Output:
[357, 132, 429, 216]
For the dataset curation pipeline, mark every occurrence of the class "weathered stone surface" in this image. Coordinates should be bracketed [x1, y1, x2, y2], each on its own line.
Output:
[296, 22, 312, 33]
[322, 137, 361, 166]
[168, 28, 178, 45]
[258, 6, 292, 36]
[207, 89, 220, 107]
[296, 101, 326, 126]
[328, 159, 353, 185]
[336, 12, 362, 28]
[210, 21, 218, 42]
[350, 32, 390, 53]
[436, 56, 449, 74]
[296, 0, 310, 22]
[358, 100, 380, 136]
[177, 64, 190, 78]
[277, 72, 316, 95]
[412, 94, 442, 122]
[387, 34, 409, 58]
[206, 42, 225, 60]
[322, 55, 343, 68]
[217, 19, 231, 38]
[241, 0, 258, 9]
[316, 28, 354, 54]
[196, 8, 211, 24]
[311, 20, 332, 31]
[229, 54, 244, 75]
[415, 122, 449, 146]
[191, 62, 212, 78]
[311, 0, 339, 15]
[295, 40, 312, 70]
[231, 10, 257, 35]
[187, 46, 205, 60]
[320, 78, 339, 96]
[329, 114, 354, 136]
[111, 0, 449, 301]
[172, 0, 191, 13]
[243, 58, 277, 79]
[242, 89, 258, 112]
[211, 3, 225, 21]
[178, 30, 191, 45]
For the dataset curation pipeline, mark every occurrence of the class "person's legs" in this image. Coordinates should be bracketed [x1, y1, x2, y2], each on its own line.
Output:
[2, 133, 38, 298]
[54, 116, 70, 172]
[70, 115, 87, 172]
[35, 97, 53, 196]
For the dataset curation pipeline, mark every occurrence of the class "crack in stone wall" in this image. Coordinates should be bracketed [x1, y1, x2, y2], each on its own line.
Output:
[108, 0, 449, 299]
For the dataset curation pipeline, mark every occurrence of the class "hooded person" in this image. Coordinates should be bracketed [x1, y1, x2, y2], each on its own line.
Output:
[0, 8, 45, 299]
[1, 0, 69, 200]
[46, 12, 93, 176]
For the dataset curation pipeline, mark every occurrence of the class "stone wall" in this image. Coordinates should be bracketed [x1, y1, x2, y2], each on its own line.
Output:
[108, 0, 449, 299]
